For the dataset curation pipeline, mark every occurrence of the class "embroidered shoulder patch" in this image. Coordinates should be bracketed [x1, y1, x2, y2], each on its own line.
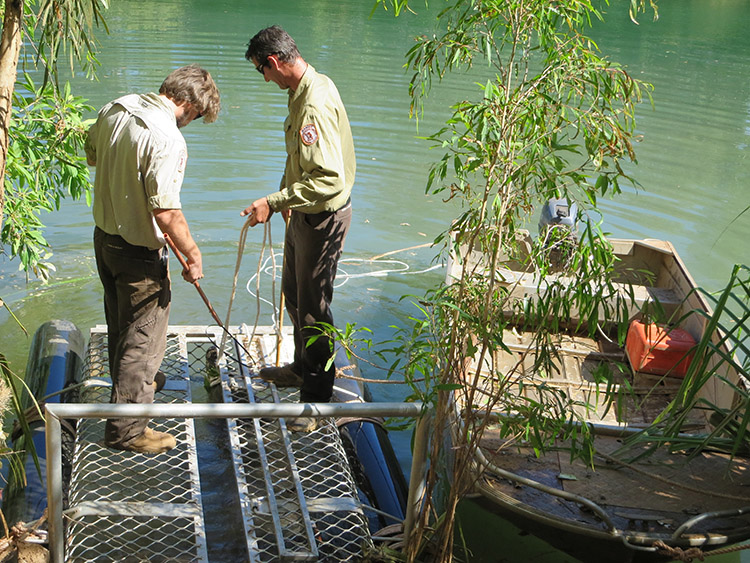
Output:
[300, 123, 319, 146]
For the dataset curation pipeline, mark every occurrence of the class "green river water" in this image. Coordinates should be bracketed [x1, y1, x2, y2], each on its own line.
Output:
[0, 0, 748, 560]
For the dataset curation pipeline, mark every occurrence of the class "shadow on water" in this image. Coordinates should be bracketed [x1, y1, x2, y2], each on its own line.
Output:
[456, 500, 582, 563]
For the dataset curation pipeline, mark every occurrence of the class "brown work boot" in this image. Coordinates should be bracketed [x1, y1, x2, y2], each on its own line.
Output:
[152, 370, 166, 393]
[107, 427, 176, 454]
[259, 364, 304, 387]
[286, 416, 318, 432]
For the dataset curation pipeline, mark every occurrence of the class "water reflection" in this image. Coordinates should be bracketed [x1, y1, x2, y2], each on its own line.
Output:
[1, 1, 749, 561]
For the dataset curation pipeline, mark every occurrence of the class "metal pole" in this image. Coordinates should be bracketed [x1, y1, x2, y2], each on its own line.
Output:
[45, 408, 64, 563]
[44, 400, 423, 561]
[45, 401, 422, 420]
[403, 410, 431, 544]
[163, 233, 225, 329]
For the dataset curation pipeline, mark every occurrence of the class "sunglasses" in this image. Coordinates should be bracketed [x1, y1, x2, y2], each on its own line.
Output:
[255, 59, 268, 74]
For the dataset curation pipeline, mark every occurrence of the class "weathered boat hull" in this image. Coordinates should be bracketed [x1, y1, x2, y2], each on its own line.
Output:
[473, 436, 750, 562]
[469, 494, 674, 563]
[449, 236, 750, 560]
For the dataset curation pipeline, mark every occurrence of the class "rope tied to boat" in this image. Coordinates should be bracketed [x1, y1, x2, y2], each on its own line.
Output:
[0, 510, 49, 562]
[653, 541, 705, 561]
[654, 539, 750, 561]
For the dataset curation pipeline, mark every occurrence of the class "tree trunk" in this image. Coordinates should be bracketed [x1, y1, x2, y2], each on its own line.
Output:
[0, 0, 23, 234]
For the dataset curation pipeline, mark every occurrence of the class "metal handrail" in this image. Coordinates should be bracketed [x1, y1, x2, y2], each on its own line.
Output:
[671, 506, 750, 541]
[45, 401, 426, 563]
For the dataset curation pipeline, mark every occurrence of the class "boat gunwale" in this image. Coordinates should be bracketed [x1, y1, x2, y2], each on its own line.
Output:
[447, 235, 750, 556]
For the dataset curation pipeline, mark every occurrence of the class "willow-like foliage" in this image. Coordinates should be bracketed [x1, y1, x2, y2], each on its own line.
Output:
[28, 0, 108, 84]
[4, 73, 93, 280]
[0, 0, 106, 532]
[364, 1, 657, 561]
[1, 0, 106, 277]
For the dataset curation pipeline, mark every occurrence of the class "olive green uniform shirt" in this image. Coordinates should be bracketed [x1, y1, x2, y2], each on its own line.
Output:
[267, 65, 355, 213]
[85, 93, 187, 250]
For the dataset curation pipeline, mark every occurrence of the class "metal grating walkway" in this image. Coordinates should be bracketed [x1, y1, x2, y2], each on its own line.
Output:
[65, 326, 207, 562]
[220, 326, 372, 561]
[63, 324, 372, 562]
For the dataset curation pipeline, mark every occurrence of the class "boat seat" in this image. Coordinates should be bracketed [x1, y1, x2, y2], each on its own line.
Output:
[491, 268, 683, 324]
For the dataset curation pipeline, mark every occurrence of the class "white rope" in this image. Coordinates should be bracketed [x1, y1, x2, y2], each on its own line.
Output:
[219, 226, 446, 347]
[218, 216, 275, 362]
[335, 258, 444, 287]
[244, 253, 284, 327]
[241, 250, 444, 327]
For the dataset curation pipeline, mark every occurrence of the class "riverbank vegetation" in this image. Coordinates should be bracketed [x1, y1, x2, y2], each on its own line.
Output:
[0, 0, 106, 551]
[354, 1, 750, 560]
[1, 0, 105, 282]
[357, 1, 742, 561]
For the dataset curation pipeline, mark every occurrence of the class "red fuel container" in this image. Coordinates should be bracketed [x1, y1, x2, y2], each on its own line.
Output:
[626, 320, 696, 378]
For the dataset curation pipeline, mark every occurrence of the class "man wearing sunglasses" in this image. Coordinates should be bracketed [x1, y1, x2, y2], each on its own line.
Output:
[85, 65, 221, 454]
[241, 26, 355, 432]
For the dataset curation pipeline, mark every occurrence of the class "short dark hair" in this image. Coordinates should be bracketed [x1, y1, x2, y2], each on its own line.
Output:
[159, 64, 221, 123]
[245, 25, 301, 66]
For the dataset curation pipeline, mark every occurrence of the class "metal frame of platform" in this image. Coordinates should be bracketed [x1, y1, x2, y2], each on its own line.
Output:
[221, 326, 373, 561]
[47, 325, 425, 562]
[62, 326, 208, 562]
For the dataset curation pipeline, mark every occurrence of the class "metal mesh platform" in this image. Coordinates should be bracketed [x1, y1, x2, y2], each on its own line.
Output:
[63, 324, 373, 562]
[65, 326, 207, 562]
[220, 326, 373, 561]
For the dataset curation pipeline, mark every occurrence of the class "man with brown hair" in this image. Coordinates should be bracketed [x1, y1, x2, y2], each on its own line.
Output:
[85, 64, 220, 453]
[241, 26, 355, 432]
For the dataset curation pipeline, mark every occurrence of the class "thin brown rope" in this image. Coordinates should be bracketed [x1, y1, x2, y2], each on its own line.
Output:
[653, 540, 706, 562]
[653, 539, 750, 561]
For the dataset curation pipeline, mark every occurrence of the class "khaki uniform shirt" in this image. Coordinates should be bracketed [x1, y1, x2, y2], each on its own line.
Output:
[267, 65, 355, 214]
[85, 93, 187, 250]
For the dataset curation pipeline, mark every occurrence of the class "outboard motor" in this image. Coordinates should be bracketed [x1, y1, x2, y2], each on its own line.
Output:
[538, 197, 578, 237]
[537, 198, 578, 270]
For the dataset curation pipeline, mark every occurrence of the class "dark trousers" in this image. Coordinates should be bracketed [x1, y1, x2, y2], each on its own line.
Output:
[283, 204, 352, 402]
[94, 227, 170, 445]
